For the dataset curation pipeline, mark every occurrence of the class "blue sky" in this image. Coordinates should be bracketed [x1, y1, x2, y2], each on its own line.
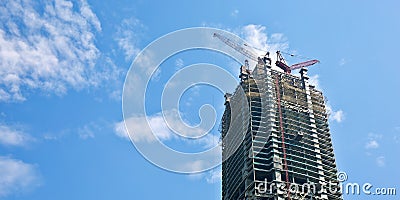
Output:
[0, 0, 399, 199]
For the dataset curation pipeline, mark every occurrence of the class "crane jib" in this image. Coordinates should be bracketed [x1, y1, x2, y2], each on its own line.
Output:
[290, 59, 320, 70]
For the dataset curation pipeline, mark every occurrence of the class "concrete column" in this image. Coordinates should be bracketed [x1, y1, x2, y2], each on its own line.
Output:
[300, 68, 327, 199]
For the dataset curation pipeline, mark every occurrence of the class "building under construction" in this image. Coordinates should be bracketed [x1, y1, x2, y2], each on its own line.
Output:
[221, 58, 342, 200]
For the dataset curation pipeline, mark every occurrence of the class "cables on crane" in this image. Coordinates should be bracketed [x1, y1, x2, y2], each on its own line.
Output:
[280, 51, 314, 61]
[213, 32, 319, 74]
[213, 33, 259, 62]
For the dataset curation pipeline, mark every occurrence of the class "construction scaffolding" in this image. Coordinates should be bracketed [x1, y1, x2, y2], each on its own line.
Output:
[221, 61, 342, 200]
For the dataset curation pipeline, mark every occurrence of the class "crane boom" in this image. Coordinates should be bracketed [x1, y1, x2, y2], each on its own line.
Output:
[213, 33, 319, 74]
[290, 59, 320, 70]
[213, 33, 258, 62]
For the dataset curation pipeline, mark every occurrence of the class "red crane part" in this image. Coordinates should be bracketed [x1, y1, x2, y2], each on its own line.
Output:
[290, 59, 320, 70]
[275, 75, 291, 200]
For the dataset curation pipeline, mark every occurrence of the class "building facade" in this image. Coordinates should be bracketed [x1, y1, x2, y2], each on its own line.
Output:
[221, 60, 342, 200]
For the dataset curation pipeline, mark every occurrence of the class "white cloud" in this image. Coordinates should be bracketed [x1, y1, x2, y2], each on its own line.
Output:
[190, 85, 201, 97]
[326, 103, 345, 123]
[114, 114, 169, 143]
[115, 17, 143, 61]
[115, 110, 202, 142]
[203, 134, 220, 148]
[186, 168, 222, 184]
[242, 25, 269, 51]
[41, 121, 107, 141]
[0, 156, 41, 197]
[114, 121, 130, 140]
[364, 134, 386, 167]
[231, 9, 239, 17]
[309, 74, 321, 90]
[77, 122, 100, 140]
[376, 156, 385, 167]
[365, 133, 382, 149]
[339, 58, 347, 66]
[175, 58, 184, 69]
[308, 75, 345, 123]
[206, 168, 222, 183]
[42, 134, 60, 141]
[241, 24, 289, 71]
[109, 89, 122, 102]
[183, 160, 207, 172]
[114, 113, 174, 143]
[114, 110, 220, 149]
[0, 125, 32, 146]
[365, 140, 379, 149]
[0, 0, 116, 102]
[330, 110, 344, 123]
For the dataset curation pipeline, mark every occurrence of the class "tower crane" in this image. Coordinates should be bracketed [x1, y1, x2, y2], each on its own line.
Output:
[275, 51, 319, 74]
[213, 32, 320, 73]
[212, 33, 259, 62]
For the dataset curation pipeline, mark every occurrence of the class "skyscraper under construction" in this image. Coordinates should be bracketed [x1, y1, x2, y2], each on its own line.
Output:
[221, 58, 342, 200]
